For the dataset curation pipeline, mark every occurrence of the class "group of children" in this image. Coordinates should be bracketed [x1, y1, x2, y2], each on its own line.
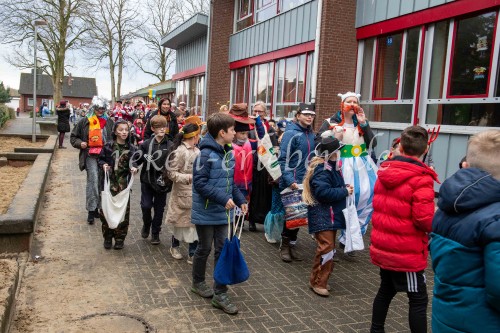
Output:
[88, 94, 500, 329]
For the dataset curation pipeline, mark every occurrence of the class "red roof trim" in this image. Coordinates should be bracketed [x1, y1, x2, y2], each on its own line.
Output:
[229, 41, 316, 69]
[356, 0, 500, 40]
[172, 65, 206, 81]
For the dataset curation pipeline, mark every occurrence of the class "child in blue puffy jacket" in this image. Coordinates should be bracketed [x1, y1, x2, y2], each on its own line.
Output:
[190, 113, 248, 315]
[302, 137, 353, 297]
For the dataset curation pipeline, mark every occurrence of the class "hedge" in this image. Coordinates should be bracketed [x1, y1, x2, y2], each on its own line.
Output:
[0, 104, 11, 128]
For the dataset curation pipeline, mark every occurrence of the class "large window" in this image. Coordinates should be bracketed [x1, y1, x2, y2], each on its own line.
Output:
[373, 33, 403, 99]
[231, 52, 313, 118]
[449, 11, 497, 97]
[358, 29, 420, 124]
[357, 9, 500, 129]
[175, 76, 204, 115]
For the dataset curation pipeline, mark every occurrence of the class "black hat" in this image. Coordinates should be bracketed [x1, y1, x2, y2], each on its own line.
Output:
[234, 120, 250, 132]
[316, 137, 345, 156]
[298, 103, 315, 115]
[116, 100, 122, 103]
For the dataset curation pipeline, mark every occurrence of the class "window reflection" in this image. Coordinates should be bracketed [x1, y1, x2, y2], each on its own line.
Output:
[426, 103, 500, 127]
[449, 11, 497, 96]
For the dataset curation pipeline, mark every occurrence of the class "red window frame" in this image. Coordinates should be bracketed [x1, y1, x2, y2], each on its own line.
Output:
[447, 10, 499, 99]
[372, 33, 404, 100]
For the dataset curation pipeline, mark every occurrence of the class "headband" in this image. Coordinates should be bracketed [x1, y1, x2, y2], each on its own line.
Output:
[337, 92, 361, 102]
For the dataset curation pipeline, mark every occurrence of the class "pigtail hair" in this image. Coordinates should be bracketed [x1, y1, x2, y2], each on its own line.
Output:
[302, 156, 326, 206]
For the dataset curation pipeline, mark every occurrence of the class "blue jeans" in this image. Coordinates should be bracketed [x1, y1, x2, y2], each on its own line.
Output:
[171, 236, 198, 257]
[192, 224, 228, 295]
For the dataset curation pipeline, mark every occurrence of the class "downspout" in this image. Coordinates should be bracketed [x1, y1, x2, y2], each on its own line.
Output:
[310, 0, 323, 105]
[202, 2, 212, 120]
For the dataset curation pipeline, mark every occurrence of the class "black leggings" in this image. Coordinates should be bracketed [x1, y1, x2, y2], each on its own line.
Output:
[58, 132, 65, 147]
[371, 269, 428, 333]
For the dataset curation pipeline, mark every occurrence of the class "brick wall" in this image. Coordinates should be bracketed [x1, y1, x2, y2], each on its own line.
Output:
[206, 0, 234, 117]
[315, 0, 358, 131]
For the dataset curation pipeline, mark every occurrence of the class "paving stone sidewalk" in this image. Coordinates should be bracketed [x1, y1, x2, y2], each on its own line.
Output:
[5, 117, 434, 332]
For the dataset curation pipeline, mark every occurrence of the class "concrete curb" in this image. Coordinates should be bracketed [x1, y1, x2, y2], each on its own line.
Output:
[0, 153, 53, 252]
[14, 135, 58, 153]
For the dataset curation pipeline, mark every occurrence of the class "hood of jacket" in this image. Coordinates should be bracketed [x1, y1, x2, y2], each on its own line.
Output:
[438, 167, 500, 214]
[199, 133, 233, 156]
[378, 155, 439, 190]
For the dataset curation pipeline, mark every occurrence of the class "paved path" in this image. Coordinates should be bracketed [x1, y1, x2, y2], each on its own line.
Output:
[0, 113, 42, 134]
[4, 116, 434, 332]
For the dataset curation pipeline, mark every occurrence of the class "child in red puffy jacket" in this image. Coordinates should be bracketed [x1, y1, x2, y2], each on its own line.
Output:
[369, 126, 439, 333]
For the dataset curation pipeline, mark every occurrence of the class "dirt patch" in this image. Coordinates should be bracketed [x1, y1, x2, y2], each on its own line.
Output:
[0, 165, 32, 214]
[0, 259, 18, 327]
[0, 137, 45, 153]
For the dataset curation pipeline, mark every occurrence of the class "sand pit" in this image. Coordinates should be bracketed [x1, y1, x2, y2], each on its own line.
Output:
[0, 137, 45, 153]
[0, 165, 32, 214]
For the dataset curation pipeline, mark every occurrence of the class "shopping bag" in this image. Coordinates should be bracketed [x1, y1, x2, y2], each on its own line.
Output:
[343, 195, 364, 252]
[101, 171, 134, 229]
[280, 186, 308, 229]
[264, 211, 284, 241]
[255, 127, 281, 181]
[214, 212, 250, 285]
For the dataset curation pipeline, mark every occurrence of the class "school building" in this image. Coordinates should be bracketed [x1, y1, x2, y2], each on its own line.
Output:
[162, 0, 500, 183]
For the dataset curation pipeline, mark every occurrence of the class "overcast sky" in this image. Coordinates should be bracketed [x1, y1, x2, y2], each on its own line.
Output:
[0, 42, 171, 99]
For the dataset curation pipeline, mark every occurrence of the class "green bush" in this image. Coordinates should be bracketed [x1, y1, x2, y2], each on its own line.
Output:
[0, 104, 11, 128]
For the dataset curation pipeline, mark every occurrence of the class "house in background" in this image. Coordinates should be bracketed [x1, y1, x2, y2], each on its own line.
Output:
[6, 88, 20, 110]
[18, 72, 97, 112]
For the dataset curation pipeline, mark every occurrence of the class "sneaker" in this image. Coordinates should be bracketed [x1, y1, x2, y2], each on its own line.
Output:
[264, 233, 277, 244]
[114, 239, 124, 250]
[212, 293, 238, 315]
[103, 238, 112, 249]
[87, 211, 94, 225]
[312, 287, 330, 297]
[249, 221, 257, 232]
[170, 247, 183, 260]
[191, 282, 214, 298]
[141, 224, 150, 239]
[151, 233, 160, 245]
[187, 256, 193, 265]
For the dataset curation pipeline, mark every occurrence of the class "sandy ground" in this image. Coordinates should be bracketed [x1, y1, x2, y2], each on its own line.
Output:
[0, 259, 17, 326]
[0, 137, 44, 153]
[0, 165, 32, 214]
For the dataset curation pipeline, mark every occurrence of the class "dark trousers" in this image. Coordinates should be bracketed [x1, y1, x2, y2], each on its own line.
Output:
[192, 224, 228, 295]
[310, 230, 336, 289]
[282, 223, 299, 242]
[100, 201, 130, 241]
[172, 236, 199, 257]
[140, 182, 168, 235]
[371, 268, 428, 333]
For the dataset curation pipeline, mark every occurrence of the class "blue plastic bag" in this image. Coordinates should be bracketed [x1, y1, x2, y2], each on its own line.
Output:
[214, 213, 250, 285]
[264, 212, 284, 242]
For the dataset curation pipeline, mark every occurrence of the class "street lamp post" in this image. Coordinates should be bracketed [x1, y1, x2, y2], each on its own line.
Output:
[32, 20, 48, 143]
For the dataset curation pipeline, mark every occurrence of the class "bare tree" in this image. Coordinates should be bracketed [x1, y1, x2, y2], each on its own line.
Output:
[131, 0, 177, 82]
[172, 0, 209, 19]
[0, 0, 89, 106]
[84, 0, 140, 103]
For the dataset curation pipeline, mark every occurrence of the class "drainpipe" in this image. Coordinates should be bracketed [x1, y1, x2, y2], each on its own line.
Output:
[202, 2, 212, 120]
[310, 0, 323, 106]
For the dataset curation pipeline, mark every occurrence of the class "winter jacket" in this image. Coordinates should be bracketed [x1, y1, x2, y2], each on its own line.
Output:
[191, 133, 247, 226]
[56, 107, 71, 133]
[165, 142, 200, 228]
[70, 116, 114, 171]
[97, 141, 136, 195]
[307, 160, 349, 234]
[278, 121, 315, 190]
[131, 135, 172, 188]
[430, 168, 500, 333]
[143, 109, 178, 141]
[370, 155, 438, 272]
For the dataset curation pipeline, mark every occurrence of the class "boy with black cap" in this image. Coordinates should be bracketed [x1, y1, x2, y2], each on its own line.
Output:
[302, 136, 353, 297]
